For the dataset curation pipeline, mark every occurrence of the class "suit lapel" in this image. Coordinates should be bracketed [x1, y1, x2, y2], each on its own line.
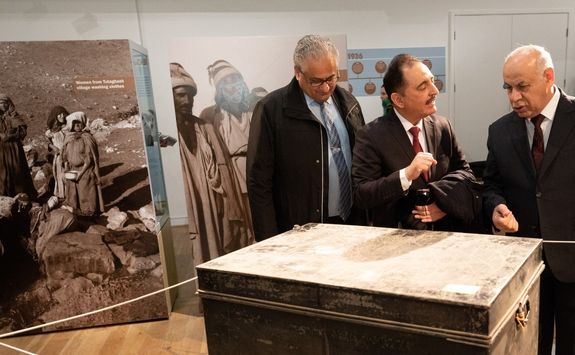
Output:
[540, 92, 575, 177]
[507, 114, 535, 177]
[422, 116, 436, 180]
[387, 111, 415, 161]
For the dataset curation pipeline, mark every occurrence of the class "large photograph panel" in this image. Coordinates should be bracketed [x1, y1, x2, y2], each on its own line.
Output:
[0, 40, 167, 334]
[167, 35, 347, 266]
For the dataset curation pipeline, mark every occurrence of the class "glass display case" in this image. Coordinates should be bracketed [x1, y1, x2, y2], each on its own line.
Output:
[130, 41, 170, 231]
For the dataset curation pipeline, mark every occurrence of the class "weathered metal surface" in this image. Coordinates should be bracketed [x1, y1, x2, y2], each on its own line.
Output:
[198, 224, 543, 354]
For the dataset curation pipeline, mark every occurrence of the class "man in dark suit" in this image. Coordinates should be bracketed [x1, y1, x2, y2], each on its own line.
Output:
[483, 45, 575, 355]
[352, 54, 479, 231]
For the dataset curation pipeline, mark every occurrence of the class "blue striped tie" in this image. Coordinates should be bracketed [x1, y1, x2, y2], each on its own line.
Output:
[320, 102, 352, 221]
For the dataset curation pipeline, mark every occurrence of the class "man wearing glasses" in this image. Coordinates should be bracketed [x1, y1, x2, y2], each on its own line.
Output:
[247, 34, 366, 241]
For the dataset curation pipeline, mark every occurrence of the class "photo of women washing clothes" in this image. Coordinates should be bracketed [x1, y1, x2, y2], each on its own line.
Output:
[0, 40, 169, 335]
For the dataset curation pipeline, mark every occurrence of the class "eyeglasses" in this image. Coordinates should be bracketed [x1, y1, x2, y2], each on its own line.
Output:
[300, 71, 339, 87]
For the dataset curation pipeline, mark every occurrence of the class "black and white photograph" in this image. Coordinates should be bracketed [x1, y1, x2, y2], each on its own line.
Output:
[0, 39, 168, 334]
[167, 35, 348, 266]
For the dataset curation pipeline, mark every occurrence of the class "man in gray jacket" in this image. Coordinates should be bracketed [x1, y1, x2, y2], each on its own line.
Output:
[247, 35, 366, 241]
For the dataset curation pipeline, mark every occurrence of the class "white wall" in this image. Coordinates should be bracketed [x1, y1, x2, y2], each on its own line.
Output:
[1, 0, 574, 225]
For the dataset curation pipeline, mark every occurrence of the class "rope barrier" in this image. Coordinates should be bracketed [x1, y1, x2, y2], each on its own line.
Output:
[0, 341, 36, 355]
[0, 276, 199, 354]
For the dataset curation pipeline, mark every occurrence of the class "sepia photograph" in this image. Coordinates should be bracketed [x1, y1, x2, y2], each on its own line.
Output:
[0, 39, 168, 334]
[168, 35, 348, 266]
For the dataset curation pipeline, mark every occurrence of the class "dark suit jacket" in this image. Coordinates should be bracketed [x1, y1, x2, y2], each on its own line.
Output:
[483, 89, 575, 283]
[352, 111, 479, 231]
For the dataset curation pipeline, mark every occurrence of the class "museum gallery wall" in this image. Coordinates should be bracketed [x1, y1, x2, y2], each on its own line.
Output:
[167, 35, 347, 266]
[0, 39, 168, 334]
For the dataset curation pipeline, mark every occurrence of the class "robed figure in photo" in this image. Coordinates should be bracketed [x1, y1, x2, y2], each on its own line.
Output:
[170, 63, 254, 266]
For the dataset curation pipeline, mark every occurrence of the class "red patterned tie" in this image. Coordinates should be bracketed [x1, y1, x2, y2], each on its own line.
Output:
[531, 114, 545, 173]
[409, 126, 428, 181]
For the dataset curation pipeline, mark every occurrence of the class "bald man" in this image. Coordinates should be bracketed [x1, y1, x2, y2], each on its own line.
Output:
[483, 45, 575, 355]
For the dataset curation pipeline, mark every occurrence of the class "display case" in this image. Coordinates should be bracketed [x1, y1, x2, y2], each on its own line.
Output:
[129, 42, 170, 231]
[129, 41, 178, 310]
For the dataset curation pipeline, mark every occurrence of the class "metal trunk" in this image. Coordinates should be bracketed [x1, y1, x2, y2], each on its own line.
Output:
[197, 224, 543, 355]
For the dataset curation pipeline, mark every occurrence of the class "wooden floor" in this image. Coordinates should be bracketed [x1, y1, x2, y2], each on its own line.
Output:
[0, 225, 209, 355]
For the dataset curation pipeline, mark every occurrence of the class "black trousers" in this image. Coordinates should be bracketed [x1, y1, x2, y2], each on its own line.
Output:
[539, 265, 575, 355]
[325, 216, 346, 224]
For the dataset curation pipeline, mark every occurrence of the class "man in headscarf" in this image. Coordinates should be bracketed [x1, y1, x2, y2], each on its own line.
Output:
[201, 61, 265, 216]
[170, 63, 253, 266]
[0, 94, 37, 200]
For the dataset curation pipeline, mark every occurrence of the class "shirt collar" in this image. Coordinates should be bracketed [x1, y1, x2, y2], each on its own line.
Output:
[536, 85, 560, 122]
[394, 108, 424, 132]
[304, 93, 333, 108]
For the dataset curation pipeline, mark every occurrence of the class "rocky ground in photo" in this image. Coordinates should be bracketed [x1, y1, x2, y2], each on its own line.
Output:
[0, 115, 168, 334]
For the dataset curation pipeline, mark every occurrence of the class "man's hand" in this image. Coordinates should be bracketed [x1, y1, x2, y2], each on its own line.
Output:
[492, 204, 519, 233]
[405, 152, 437, 181]
[412, 202, 446, 223]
